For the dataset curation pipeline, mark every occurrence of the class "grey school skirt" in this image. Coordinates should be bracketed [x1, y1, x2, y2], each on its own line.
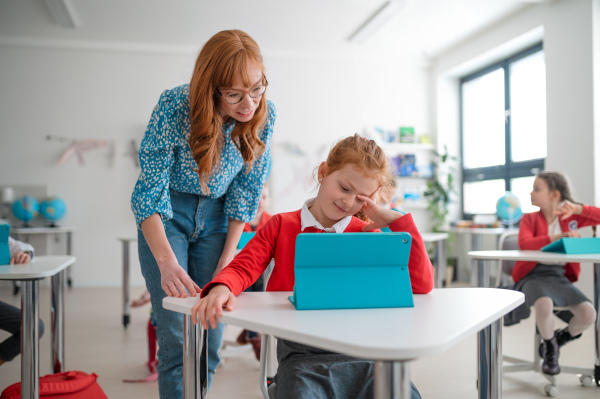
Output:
[273, 339, 422, 399]
[503, 264, 591, 327]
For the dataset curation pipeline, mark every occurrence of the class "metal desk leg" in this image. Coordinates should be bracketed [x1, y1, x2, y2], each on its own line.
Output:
[122, 240, 130, 329]
[594, 262, 600, 385]
[434, 239, 447, 288]
[374, 360, 411, 398]
[21, 280, 40, 399]
[66, 232, 73, 287]
[478, 319, 503, 399]
[51, 270, 65, 373]
[183, 315, 207, 399]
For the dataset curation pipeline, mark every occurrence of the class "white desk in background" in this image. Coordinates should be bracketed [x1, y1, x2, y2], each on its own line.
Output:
[164, 288, 524, 399]
[446, 227, 517, 283]
[421, 232, 449, 288]
[469, 250, 600, 387]
[0, 255, 76, 399]
[12, 226, 76, 287]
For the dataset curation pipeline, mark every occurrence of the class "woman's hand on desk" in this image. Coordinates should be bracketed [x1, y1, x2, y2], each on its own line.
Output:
[159, 261, 202, 299]
[10, 251, 31, 265]
[191, 284, 237, 330]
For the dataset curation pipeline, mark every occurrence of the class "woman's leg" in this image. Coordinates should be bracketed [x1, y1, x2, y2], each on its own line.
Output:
[187, 196, 228, 389]
[566, 301, 596, 337]
[139, 227, 189, 399]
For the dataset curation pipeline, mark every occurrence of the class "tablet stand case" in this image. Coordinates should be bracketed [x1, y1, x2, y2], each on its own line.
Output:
[289, 232, 414, 310]
[541, 237, 600, 254]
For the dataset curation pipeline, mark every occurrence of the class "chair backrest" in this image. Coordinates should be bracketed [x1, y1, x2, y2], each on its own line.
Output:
[495, 230, 519, 287]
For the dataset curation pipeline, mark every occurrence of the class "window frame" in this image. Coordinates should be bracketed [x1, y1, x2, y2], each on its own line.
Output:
[459, 43, 545, 219]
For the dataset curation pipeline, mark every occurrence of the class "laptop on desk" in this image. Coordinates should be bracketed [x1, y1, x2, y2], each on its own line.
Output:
[289, 232, 414, 310]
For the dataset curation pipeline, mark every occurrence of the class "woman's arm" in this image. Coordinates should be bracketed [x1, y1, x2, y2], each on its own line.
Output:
[141, 213, 201, 298]
[212, 218, 245, 278]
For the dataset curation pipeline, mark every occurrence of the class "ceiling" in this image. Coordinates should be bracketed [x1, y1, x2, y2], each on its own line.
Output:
[0, 0, 538, 61]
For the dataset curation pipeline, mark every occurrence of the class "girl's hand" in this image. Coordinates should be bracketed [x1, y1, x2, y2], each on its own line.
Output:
[159, 261, 202, 298]
[554, 200, 583, 221]
[10, 251, 30, 265]
[191, 284, 237, 330]
[562, 230, 582, 238]
[358, 190, 403, 231]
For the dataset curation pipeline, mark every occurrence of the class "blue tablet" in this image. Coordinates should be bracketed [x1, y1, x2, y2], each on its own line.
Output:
[289, 232, 414, 310]
[0, 223, 10, 265]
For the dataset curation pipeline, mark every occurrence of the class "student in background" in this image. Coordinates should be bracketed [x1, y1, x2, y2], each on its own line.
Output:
[237, 184, 272, 358]
[508, 171, 599, 375]
[192, 134, 433, 399]
[0, 238, 42, 366]
[130, 29, 276, 397]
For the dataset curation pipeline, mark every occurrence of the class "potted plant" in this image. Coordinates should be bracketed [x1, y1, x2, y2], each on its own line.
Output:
[423, 145, 458, 284]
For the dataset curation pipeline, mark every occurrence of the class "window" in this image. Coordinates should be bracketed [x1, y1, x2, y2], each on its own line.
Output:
[460, 43, 545, 218]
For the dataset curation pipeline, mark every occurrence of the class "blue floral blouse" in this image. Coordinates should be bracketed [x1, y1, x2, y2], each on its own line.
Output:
[131, 84, 276, 226]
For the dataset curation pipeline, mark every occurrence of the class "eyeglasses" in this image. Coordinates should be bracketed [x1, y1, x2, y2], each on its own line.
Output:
[216, 77, 268, 105]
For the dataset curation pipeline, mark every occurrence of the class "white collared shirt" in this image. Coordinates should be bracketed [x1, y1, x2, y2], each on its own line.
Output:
[300, 198, 352, 233]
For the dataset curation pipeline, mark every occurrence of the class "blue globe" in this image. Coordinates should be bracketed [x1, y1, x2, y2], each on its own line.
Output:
[12, 196, 39, 225]
[496, 192, 523, 226]
[39, 197, 66, 226]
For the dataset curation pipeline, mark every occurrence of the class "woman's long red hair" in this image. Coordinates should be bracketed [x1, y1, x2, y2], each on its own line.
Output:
[189, 30, 268, 193]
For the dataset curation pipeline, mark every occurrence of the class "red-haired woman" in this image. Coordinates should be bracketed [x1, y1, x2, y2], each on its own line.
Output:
[131, 30, 276, 398]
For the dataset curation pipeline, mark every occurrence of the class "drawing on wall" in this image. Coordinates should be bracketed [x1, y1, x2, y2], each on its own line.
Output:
[125, 139, 140, 167]
[274, 140, 328, 209]
[47, 135, 140, 167]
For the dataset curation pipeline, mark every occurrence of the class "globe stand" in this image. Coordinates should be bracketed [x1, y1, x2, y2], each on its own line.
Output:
[45, 221, 60, 228]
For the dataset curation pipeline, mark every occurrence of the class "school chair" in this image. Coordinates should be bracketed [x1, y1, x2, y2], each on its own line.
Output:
[496, 230, 595, 397]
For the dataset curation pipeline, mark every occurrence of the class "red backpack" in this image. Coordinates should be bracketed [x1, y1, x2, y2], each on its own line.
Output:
[1, 371, 107, 399]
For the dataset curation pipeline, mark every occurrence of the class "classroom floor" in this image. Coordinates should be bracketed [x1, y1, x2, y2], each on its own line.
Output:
[0, 284, 598, 399]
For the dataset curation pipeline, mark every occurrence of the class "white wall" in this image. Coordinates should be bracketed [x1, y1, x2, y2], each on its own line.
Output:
[0, 43, 431, 286]
[433, 0, 600, 295]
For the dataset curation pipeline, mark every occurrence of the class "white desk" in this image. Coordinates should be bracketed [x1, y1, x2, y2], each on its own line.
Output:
[12, 227, 76, 287]
[0, 255, 76, 399]
[447, 227, 517, 283]
[164, 288, 524, 399]
[469, 250, 600, 387]
[421, 232, 449, 288]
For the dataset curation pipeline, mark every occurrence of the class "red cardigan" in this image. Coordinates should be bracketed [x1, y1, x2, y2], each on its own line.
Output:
[202, 210, 434, 296]
[513, 205, 600, 283]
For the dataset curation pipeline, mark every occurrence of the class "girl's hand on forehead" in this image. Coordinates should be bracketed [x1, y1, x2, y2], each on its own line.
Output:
[357, 189, 403, 231]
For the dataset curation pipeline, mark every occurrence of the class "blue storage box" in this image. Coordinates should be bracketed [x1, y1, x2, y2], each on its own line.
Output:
[0, 223, 10, 265]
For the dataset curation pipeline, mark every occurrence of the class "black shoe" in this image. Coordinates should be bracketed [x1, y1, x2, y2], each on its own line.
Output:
[542, 335, 560, 375]
[539, 327, 583, 357]
[555, 327, 581, 347]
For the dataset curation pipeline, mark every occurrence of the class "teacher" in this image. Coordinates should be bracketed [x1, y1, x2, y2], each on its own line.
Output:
[131, 29, 276, 398]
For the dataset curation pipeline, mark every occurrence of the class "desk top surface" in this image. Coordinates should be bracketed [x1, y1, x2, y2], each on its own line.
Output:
[447, 227, 517, 235]
[420, 232, 448, 242]
[12, 226, 75, 234]
[468, 250, 600, 263]
[163, 288, 523, 361]
[0, 255, 76, 279]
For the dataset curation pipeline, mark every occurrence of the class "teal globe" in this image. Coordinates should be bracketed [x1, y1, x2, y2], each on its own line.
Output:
[40, 197, 66, 226]
[496, 192, 523, 226]
[12, 195, 39, 226]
